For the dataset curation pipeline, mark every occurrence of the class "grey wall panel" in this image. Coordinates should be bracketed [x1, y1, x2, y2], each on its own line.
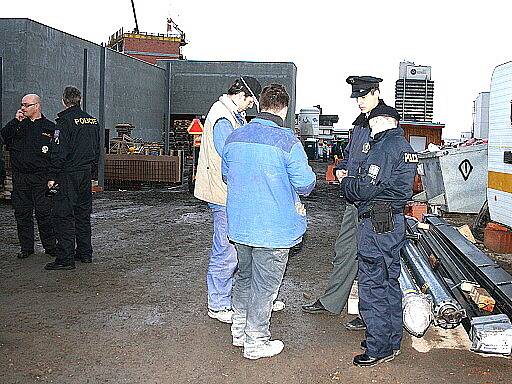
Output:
[0, 19, 29, 124]
[0, 19, 297, 142]
[104, 50, 167, 142]
[24, 19, 101, 122]
[0, 18, 167, 143]
[165, 60, 297, 128]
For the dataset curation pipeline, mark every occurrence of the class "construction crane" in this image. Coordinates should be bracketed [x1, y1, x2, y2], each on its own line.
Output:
[167, 17, 186, 43]
[130, 0, 139, 33]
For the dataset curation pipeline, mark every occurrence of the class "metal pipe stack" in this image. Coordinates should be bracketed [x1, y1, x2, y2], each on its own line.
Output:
[401, 240, 466, 329]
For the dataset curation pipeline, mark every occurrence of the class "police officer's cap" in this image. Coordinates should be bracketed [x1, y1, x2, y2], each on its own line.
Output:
[346, 76, 383, 98]
[368, 104, 401, 121]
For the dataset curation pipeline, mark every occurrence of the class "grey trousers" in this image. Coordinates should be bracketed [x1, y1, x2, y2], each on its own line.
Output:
[318, 202, 358, 315]
[231, 243, 289, 346]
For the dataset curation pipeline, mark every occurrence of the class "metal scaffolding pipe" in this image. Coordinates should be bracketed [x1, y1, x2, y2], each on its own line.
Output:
[402, 240, 466, 328]
[399, 261, 433, 337]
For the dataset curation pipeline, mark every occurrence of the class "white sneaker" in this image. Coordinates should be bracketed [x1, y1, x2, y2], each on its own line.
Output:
[232, 335, 245, 347]
[272, 300, 285, 312]
[207, 309, 233, 323]
[243, 340, 284, 360]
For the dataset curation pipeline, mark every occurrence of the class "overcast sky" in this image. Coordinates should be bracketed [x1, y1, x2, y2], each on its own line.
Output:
[3, 0, 511, 138]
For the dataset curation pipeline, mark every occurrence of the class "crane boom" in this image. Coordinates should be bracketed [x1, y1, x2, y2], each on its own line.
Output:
[130, 0, 139, 33]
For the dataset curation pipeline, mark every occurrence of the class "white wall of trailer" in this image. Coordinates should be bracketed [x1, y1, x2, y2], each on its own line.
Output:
[488, 61, 512, 227]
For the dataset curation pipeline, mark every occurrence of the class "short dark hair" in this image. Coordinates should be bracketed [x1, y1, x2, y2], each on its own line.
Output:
[62, 86, 81, 107]
[259, 84, 289, 112]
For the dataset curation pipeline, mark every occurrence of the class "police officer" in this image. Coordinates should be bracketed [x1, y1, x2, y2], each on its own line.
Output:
[0, 94, 56, 258]
[45, 86, 100, 270]
[302, 76, 388, 331]
[339, 104, 417, 367]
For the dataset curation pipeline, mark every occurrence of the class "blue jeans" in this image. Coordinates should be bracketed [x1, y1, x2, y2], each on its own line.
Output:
[231, 243, 289, 347]
[207, 204, 238, 311]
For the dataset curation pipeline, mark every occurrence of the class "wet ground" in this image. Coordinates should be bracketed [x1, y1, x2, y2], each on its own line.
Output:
[1, 162, 511, 383]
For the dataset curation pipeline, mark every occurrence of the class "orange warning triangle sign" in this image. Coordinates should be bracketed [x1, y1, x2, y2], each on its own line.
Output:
[187, 118, 204, 134]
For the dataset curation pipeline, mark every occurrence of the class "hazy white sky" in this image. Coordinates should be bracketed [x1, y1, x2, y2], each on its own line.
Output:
[2, 0, 511, 138]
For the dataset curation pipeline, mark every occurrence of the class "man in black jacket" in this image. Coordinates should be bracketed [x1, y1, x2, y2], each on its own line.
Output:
[0, 94, 56, 258]
[45, 86, 100, 271]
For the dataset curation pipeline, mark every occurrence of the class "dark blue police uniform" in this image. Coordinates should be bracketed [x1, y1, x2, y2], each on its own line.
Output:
[340, 106, 417, 365]
[45, 105, 100, 269]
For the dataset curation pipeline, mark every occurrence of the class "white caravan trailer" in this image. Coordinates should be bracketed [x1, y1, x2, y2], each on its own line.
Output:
[488, 61, 512, 227]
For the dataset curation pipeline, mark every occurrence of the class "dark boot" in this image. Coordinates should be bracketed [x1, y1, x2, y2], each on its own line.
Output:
[44, 260, 75, 270]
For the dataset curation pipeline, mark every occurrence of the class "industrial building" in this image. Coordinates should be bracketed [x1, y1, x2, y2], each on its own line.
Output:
[0, 18, 296, 188]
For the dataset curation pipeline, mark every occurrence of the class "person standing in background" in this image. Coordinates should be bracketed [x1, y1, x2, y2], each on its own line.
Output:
[0, 94, 56, 259]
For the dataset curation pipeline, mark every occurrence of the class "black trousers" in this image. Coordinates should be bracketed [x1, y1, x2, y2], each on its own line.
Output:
[11, 172, 56, 253]
[52, 169, 92, 264]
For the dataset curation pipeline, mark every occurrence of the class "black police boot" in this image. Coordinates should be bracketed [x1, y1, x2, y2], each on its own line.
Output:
[79, 256, 92, 263]
[44, 260, 76, 271]
[345, 317, 366, 331]
[353, 352, 394, 367]
[301, 299, 334, 315]
[17, 250, 34, 259]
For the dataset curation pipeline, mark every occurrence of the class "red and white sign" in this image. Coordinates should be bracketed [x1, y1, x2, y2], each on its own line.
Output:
[187, 118, 204, 135]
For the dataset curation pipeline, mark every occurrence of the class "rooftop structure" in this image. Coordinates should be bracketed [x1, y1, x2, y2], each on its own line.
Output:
[107, 18, 186, 64]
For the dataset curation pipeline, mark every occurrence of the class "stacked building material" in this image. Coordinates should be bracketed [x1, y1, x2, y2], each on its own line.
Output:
[423, 215, 512, 319]
[104, 152, 183, 188]
[169, 119, 193, 156]
[144, 142, 164, 156]
[402, 215, 512, 355]
[401, 239, 466, 329]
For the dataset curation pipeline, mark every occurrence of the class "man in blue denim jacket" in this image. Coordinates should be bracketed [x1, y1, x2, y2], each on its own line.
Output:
[222, 83, 316, 360]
